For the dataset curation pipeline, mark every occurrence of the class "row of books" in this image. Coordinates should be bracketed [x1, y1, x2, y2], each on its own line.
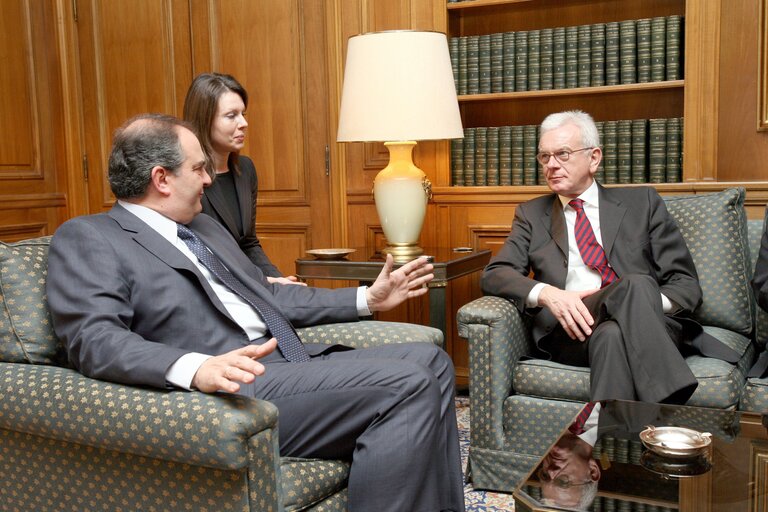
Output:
[449, 16, 683, 95]
[450, 117, 683, 187]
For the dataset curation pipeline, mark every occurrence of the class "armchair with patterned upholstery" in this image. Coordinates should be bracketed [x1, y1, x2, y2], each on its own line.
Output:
[0, 236, 443, 511]
[457, 188, 761, 493]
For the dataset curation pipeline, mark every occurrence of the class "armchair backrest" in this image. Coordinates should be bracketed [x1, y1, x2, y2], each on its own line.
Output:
[663, 188, 753, 336]
[0, 237, 67, 366]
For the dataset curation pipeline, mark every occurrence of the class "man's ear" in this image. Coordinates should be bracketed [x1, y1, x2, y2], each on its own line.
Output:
[588, 146, 603, 175]
[588, 458, 601, 481]
[150, 166, 171, 196]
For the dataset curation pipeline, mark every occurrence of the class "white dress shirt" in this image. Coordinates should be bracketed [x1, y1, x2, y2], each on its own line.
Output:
[526, 181, 676, 313]
[119, 201, 371, 389]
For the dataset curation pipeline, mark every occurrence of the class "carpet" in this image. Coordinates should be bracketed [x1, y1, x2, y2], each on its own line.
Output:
[457, 396, 516, 511]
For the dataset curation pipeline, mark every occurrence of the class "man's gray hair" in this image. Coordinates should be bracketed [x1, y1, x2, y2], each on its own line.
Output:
[108, 113, 191, 199]
[540, 110, 600, 149]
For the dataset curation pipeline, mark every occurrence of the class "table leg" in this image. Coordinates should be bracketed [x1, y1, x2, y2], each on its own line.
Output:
[428, 284, 447, 336]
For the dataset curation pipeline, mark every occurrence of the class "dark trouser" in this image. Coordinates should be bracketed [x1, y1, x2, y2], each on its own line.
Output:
[240, 342, 465, 512]
[540, 274, 698, 404]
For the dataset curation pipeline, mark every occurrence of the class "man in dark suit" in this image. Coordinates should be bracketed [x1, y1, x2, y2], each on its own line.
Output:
[47, 114, 464, 512]
[482, 110, 736, 404]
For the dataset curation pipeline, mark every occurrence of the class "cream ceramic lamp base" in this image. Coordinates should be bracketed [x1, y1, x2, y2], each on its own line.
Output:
[374, 141, 430, 261]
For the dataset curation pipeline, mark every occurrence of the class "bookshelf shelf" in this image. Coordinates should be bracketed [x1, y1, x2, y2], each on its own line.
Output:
[446, 0, 534, 11]
[458, 80, 684, 102]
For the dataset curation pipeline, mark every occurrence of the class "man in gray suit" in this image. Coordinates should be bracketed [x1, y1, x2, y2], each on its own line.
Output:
[47, 114, 464, 512]
[482, 110, 737, 405]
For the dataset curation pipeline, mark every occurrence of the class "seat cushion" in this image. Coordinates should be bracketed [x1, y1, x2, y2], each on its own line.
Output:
[663, 188, 753, 337]
[280, 457, 349, 511]
[741, 377, 768, 412]
[0, 237, 65, 365]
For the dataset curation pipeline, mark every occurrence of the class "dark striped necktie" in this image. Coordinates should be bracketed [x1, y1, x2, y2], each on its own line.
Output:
[177, 224, 310, 362]
[569, 402, 597, 435]
[569, 199, 618, 288]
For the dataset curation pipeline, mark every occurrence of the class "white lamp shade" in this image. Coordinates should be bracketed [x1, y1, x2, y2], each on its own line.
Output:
[337, 30, 463, 142]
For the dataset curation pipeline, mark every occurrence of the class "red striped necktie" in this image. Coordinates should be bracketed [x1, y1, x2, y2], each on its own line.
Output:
[569, 401, 597, 435]
[569, 199, 618, 288]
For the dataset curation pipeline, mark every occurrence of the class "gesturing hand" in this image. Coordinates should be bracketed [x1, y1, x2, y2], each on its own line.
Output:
[538, 286, 599, 341]
[192, 338, 277, 393]
[365, 254, 434, 312]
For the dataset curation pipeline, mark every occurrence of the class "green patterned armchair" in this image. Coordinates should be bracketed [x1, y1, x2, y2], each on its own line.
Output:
[0, 236, 443, 511]
[457, 187, 762, 493]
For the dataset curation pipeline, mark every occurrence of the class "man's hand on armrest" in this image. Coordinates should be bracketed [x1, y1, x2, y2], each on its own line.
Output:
[192, 338, 277, 393]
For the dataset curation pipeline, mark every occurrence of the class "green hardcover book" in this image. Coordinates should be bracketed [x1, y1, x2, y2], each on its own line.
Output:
[591, 23, 606, 87]
[523, 125, 539, 185]
[515, 31, 529, 92]
[631, 118, 647, 183]
[458, 36, 468, 95]
[479, 34, 492, 94]
[565, 25, 579, 89]
[666, 117, 682, 182]
[449, 37, 459, 93]
[605, 22, 620, 85]
[648, 118, 667, 183]
[511, 125, 524, 185]
[499, 126, 512, 186]
[666, 15, 683, 80]
[503, 31, 516, 92]
[619, 20, 637, 84]
[451, 137, 465, 186]
[603, 121, 618, 183]
[650, 16, 666, 82]
[577, 24, 591, 88]
[528, 29, 541, 91]
[475, 126, 488, 186]
[540, 28, 554, 90]
[553, 27, 566, 89]
[463, 128, 476, 186]
[617, 119, 633, 183]
[467, 35, 480, 95]
[595, 121, 605, 183]
[636, 18, 651, 83]
[486, 127, 500, 186]
[490, 32, 504, 93]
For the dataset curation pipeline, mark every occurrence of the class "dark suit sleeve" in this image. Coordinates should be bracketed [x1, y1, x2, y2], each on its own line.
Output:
[645, 188, 702, 313]
[46, 220, 189, 389]
[237, 158, 283, 277]
[481, 202, 542, 313]
[754, 219, 768, 313]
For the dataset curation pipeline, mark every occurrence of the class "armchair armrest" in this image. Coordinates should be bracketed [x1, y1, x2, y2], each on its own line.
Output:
[0, 363, 278, 471]
[297, 320, 443, 349]
[457, 296, 534, 450]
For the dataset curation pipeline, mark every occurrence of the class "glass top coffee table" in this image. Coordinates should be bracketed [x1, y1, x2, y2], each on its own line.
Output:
[514, 399, 768, 512]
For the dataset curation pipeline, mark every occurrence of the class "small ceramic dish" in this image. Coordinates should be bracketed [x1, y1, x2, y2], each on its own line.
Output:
[639, 425, 712, 458]
[306, 248, 356, 260]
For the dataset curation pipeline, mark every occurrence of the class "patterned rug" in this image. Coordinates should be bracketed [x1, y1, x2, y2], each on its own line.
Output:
[457, 396, 516, 511]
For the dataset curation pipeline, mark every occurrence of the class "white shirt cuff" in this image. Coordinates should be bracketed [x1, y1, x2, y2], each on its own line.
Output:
[527, 282, 548, 308]
[357, 286, 372, 316]
[166, 352, 213, 390]
[661, 293, 679, 314]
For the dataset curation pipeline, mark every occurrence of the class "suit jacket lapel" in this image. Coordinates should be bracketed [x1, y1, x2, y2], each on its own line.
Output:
[108, 204, 234, 319]
[548, 196, 568, 259]
[232, 170, 253, 235]
[597, 185, 626, 258]
[203, 179, 240, 235]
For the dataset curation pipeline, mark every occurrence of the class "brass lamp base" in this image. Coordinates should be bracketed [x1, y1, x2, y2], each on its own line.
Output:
[381, 243, 424, 262]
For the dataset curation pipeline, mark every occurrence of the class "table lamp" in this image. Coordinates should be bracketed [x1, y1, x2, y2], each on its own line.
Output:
[337, 30, 463, 260]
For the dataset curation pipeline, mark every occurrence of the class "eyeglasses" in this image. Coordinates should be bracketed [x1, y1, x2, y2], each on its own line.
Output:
[537, 467, 593, 489]
[536, 147, 594, 166]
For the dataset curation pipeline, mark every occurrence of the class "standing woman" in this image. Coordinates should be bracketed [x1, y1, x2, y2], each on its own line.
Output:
[183, 72, 300, 284]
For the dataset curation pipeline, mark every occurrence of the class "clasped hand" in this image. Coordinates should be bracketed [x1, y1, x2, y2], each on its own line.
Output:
[538, 286, 599, 341]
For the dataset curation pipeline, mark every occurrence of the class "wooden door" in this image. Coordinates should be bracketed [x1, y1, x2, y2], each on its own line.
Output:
[0, 0, 69, 241]
[75, 0, 195, 215]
